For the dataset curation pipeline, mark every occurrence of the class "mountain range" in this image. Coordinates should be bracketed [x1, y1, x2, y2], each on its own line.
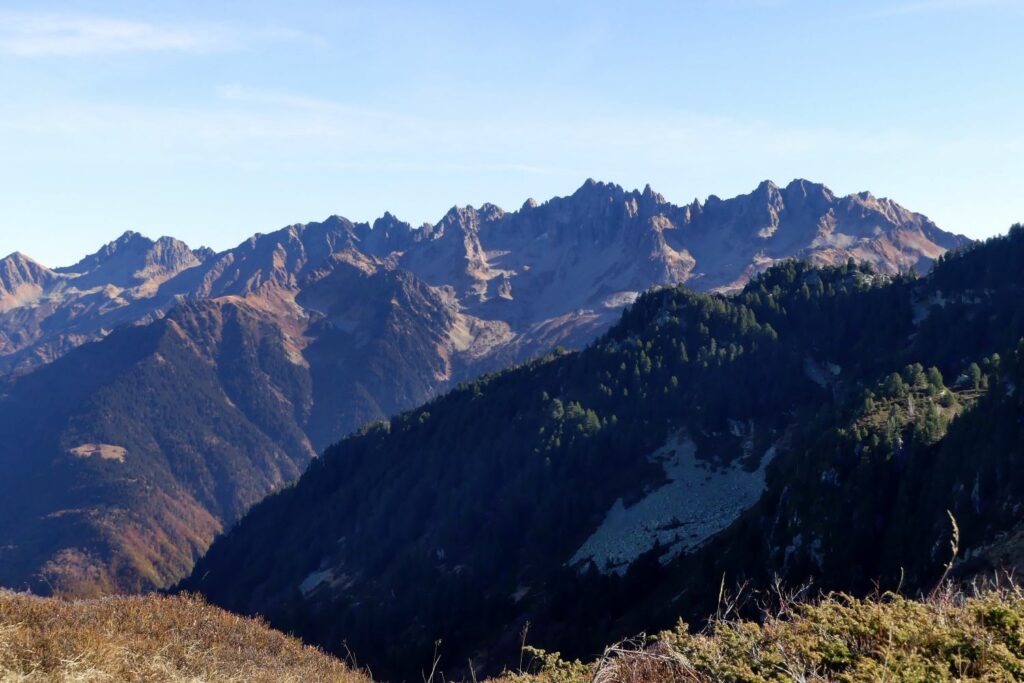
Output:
[0, 179, 968, 597]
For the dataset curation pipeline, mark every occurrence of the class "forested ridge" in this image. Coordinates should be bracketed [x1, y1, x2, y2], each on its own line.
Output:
[185, 225, 1024, 680]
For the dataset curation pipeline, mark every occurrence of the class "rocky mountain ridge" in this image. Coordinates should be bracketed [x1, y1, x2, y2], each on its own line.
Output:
[1, 179, 967, 379]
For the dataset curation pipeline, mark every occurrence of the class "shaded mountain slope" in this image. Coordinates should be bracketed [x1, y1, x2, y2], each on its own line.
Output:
[185, 226, 1021, 680]
[0, 300, 315, 595]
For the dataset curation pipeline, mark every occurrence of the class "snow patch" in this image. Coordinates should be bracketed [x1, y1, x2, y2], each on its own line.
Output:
[511, 586, 530, 602]
[299, 568, 334, 597]
[803, 357, 829, 388]
[569, 433, 776, 575]
[913, 291, 949, 324]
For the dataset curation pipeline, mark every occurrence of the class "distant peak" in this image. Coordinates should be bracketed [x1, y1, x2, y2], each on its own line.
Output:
[192, 246, 216, 262]
[112, 230, 150, 247]
[53, 229, 202, 281]
[2, 250, 37, 264]
[640, 183, 666, 204]
[372, 211, 412, 232]
[572, 178, 623, 197]
[478, 202, 505, 220]
[782, 178, 834, 202]
[436, 205, 480, 230]
[442, 205, 464, 220]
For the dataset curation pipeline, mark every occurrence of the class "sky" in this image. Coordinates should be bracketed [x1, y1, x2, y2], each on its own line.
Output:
[0, 0, 1021, 267]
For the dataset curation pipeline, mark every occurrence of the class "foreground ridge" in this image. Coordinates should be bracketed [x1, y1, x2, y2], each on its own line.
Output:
[4, 585, 1022, 682]
[0, 590, 368, 683]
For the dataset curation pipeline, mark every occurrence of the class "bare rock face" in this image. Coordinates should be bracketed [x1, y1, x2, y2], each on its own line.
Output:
[0, 179, 969, 596]
[0, 233, 213, 373]
[0, 252, 60, 312]
[56, 231, 205, 289]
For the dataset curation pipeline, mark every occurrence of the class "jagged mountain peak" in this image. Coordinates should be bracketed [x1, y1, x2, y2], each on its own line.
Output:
[478, 202, 506, 221]
[640, 183, 665, 203]
[441, 204, 479, 223]
[192, 245, 216, 261]
[373, 210, 407, 229]
[0, 251, 59, 300]
[1, 250, 49, 271]
[367, 212, 415, 252]
[57, 230, 153, 272]
[782, 178, 833, 202]
[571, 178, 627, 202]
[55, 230, 203, 286]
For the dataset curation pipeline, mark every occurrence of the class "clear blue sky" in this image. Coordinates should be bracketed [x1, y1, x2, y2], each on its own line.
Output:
[1, 0, 1021, 266]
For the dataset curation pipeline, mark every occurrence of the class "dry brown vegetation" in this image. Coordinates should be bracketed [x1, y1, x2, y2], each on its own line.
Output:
[497, 584, 1024, 683]
[6, 583, 1024, 682]
[0, 591, 368, 682]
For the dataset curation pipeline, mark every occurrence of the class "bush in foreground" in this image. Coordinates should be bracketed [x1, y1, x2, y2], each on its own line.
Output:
[0, 590, 368, 682]
[500, 585, 1024, 682]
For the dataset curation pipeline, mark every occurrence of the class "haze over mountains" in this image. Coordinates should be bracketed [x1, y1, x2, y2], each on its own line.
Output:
[0, 179, 967, 597]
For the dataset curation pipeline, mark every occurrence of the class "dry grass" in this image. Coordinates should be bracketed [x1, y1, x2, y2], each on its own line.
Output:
[0, 590, 369, 682]
[67, 444, 127, 463]
[7, 584, 1024, 682]
[498, 584, 1024, 682]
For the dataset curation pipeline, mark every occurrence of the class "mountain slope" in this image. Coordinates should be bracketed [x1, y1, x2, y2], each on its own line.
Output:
[0, 300, 315, 595]
[184, 226, 1022, 680]
[0, 179, 968, 598]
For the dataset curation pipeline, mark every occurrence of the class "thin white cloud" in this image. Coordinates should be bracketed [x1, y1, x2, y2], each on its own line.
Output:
[871, 0, 1010, 16]
[0, 87, 871, 175]
[1, 85, 1019, 223]
[0, 12, 306, 57]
